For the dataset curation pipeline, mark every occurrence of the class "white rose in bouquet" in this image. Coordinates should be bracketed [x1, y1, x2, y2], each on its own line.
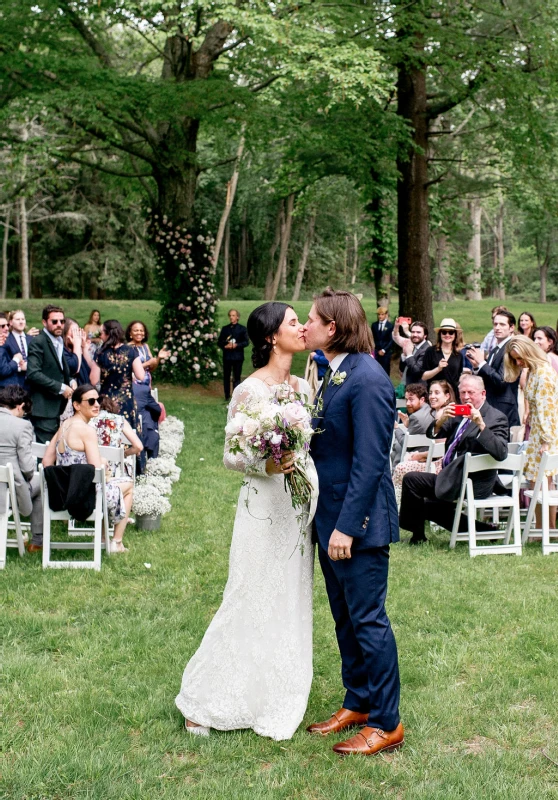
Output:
[242, 418, 259, 437]
[281, 402, 309, 429]
[225, 413, 247, 436]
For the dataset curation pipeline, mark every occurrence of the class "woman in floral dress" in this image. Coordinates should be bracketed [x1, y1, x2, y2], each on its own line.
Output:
[94, 320, 146, 427]
[505, 335, 558, 529]
[42, 385, 136, 553]
[90, 395, 143, 480]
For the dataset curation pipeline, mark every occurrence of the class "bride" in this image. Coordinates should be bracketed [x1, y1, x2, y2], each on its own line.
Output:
[175, 302, 319, 741]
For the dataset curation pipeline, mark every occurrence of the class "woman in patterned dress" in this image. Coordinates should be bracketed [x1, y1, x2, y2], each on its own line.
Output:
[90, 395, 143, 480]
[94, 320, 145, 427]
[42, 384, 135, 553]
[505, 335, 558, 529]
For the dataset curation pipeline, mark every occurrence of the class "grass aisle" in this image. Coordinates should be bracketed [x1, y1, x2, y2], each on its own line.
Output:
[3, 387, 558, 799]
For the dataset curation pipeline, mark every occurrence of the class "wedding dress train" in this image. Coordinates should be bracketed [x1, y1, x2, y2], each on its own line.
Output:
[175, 377, 318, 741]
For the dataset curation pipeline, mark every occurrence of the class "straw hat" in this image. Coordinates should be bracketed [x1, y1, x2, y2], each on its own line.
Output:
[435, 317, 461, 331]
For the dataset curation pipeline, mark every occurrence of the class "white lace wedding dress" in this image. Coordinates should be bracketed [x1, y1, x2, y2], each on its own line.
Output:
[175, 377, 318, 741]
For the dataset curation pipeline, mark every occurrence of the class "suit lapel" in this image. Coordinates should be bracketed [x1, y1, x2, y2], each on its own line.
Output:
[42, 331, 63, 372]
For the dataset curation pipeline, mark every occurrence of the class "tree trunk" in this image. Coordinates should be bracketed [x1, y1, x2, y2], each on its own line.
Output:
[19, 195, 30, 300]
[291, 212, 316, 302]
[374, 269, 391, 308]
[1, 207, 9, 300]
[466, 199, 482, 300]
[433, 233, 454, 302]
[270, 193, 295, 301]
[351, 228, 359, 285]
[213, 125, 246, 270]
[496, 196, 505, 300]
[265, 202, 284, 300]
[396, 36, 433, 332]
[540, 259, 548, 303]
[222, 221, 230, 298]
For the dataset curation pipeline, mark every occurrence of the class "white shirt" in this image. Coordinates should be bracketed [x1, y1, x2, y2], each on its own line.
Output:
[328, 352, 349, 374]
[476, 335, 512, 371]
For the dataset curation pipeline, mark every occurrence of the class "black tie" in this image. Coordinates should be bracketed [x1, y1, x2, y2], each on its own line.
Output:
[322, 366, 332, 391]
[487, 346, 499, 364]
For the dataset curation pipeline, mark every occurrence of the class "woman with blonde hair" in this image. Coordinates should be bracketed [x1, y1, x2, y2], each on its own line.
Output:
[505, 335, 558, 529]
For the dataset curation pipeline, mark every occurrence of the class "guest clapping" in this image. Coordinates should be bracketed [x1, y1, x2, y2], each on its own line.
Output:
[126, 320, 170, 385]
[0, 309, 32, 387]
[63, 319, 98, 386]
[94, 320, 145, 427]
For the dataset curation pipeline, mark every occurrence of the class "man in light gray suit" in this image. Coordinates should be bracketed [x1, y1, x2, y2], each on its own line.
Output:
[391, 383, 434, 469]
[0, 385, 43, 552]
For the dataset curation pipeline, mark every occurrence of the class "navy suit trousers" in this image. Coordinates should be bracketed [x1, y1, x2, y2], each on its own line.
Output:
[318, 543, 400, 731]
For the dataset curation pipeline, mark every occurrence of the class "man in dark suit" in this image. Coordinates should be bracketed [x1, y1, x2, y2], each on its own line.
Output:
[26, 305, 72, 443]
[399, 374, 509, 545]
[397, 321, 430, 385]
[466, 310, 520, 427]
[0, 309, 35, 387]
[303, 289, 403, 757]
[217, 309, 249, 401]
[371, 307, 394, 376]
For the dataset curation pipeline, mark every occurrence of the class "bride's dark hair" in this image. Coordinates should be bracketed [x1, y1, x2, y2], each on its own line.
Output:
[247, 302, 293, 368]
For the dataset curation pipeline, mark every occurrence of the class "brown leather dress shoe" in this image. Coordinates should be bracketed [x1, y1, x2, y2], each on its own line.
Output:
[26, 543, 43, 553]
[306, 708, 369, 736]
[332, 723, 404, 756]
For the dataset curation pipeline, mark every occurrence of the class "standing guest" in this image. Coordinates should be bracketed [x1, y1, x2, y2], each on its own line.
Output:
[400, 375, 509, 545]
[84, 310, 102, 346]
[480, 305, 509, 356]
[42, 385, 134, 553]
[26, 305, 73, 444]
[371, 306, 394, 376]
[218, 309, 249, 401]
[0, 309, 33, 387]
[421, 318, 464, 399]
[94, 320, 145, 427]
[0, 385, 43, 553]
[505, 336, 558, 530]
[126, 320, 170, 385]
[63, 319, 97, 386]
[309, 348, 329, 380]
[392, 383, 434, 469]
[396, 321, 430, 385]
[392, 380, 455, 504]
[518, 312, 537, 340]
[534, 327, 558, 374]
[0, 312, 9, 346]
[466, 310, 520, 427]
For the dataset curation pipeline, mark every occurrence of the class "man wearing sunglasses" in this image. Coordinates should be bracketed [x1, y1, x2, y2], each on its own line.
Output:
[26, 305, 72, 443]
[0, 313, 9, 347]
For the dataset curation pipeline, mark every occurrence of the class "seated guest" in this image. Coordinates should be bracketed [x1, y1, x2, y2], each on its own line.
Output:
[466, 310, 519, 427]
[392, 383, 434, 469]
[0, 385, 43, 552]
[90, 395, 143, 477]
[392, 380, 454, 503]
[422, 318, 464, 399]
[63, 319, 97, 386]
[0, 309, 33, 387]
[399, 374, 509, 545]
[42, 384, 134, 553]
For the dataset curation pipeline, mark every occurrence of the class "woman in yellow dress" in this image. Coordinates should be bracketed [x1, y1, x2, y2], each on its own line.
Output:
[505, 335, 558, 529]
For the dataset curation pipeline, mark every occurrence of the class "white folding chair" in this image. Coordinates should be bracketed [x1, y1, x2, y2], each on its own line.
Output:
[41, 465, 109, 571]
[397, 432, 445, 474]
[151, 387, 159, 404]
[522, 452, 558, 555]
[449, 452, 525, 556]
[426, 439, 446, 473]
[68, 445, 125, 538]
[0, 463, 26, 568]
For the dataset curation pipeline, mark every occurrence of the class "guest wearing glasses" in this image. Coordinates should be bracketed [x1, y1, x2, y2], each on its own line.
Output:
[27, 305, 73, 443]
[42, 385, 135, 553]
[0, 312, 9, 346]
[421, 318, 464, 400]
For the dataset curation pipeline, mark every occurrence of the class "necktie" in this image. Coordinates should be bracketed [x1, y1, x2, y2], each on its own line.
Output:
[19, 335, 26, 358]
[487, 346, 499, 364]
[321, 366, 332, 391]
[442, 420, 471, 467]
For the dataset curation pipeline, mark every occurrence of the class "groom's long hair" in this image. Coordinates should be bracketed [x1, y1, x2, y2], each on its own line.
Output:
[314, 289, 373, 354]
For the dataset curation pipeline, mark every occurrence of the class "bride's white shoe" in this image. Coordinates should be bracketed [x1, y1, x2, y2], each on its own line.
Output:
[185, 719, 210, 737]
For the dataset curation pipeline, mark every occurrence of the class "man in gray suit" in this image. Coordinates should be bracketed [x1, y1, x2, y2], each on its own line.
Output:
[391, 383, 434, 469]
[0, 385, 43, 552]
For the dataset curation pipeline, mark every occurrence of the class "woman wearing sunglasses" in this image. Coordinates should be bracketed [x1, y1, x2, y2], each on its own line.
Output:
[42, 384, 135, 553]
[421, 317, 465, 400]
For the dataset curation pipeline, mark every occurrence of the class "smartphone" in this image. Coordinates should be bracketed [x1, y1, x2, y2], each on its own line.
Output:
[398, 317, 412, 325]
[454, 404, 471, 416]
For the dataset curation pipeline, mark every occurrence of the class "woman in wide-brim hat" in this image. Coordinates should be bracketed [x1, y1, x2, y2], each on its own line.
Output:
[421, 318, 465, 399]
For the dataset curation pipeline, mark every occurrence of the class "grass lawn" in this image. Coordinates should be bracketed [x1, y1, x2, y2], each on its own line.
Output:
[3, 384, 558, 799]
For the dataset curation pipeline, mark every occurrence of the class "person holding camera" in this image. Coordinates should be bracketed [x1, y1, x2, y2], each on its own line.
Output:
[421, 318, 464, 399]
[466, 310, 519, 428]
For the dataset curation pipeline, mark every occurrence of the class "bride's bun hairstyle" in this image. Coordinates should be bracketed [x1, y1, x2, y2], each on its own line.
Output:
[247, 302, 293, 368]
[314, 288, 373, 353]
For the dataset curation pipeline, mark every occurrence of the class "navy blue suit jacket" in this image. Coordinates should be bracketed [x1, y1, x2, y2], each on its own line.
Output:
[371, 321, 394, 356]
[311, 352, 399, 551]
[0, 332, 33, 387]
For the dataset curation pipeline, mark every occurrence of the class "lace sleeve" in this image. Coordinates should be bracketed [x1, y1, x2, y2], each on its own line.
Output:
[223, 381, 269, 477]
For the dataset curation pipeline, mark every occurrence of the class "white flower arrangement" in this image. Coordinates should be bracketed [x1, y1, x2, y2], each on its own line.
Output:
[160, 416, 185, 441]
[132, 483, 172, 517]
[146, 457, 182, 483]
[135, 474, 173, 496]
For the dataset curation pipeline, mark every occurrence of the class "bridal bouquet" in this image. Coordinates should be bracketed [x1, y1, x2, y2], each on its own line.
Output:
[226, 383, 316, 549]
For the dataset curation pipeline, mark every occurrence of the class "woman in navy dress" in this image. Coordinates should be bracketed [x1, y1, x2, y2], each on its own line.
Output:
[94, 320, 145, 427]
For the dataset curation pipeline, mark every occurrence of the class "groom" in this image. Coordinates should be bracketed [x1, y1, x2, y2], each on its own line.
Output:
[303, 289, 403, 756]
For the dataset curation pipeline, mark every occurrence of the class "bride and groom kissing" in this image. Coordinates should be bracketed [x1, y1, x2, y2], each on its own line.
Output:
[175, 288, 403, 757]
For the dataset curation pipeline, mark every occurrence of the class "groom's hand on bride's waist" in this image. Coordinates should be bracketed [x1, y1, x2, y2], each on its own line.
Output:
[328, 529, 353, 561]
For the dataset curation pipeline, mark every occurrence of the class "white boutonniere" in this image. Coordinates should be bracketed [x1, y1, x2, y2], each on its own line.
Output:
[331, 371, 347, 386]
